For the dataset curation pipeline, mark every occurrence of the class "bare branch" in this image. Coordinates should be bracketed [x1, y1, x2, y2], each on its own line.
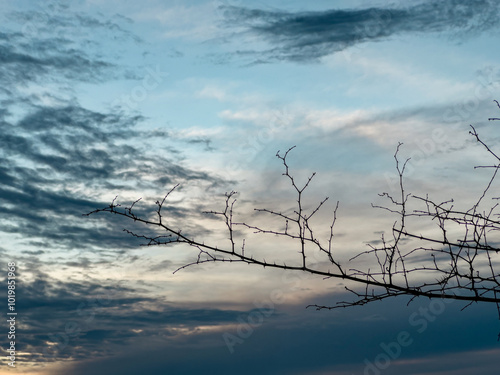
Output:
[86, 104, 500, 323]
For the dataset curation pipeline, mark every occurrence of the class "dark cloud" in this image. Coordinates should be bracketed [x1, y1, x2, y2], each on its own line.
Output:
[221, 0, 500, 63]
[9, 2, 141, 42]
[187, 138, 215, 151]
[50, 291, 500, 375]
[0, 40, 115, 85]
[0, 102, 223, 251]
[0, 272, 264, 364]
[0, 2, 144, 92]
[0, 3, 226, 255]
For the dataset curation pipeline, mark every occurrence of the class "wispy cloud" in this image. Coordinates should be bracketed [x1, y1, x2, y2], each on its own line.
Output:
[0, 4, 225, 255]
[0, 3, 141, 87]
[221, 0, 500, 63]
[0, 101, 224, 252]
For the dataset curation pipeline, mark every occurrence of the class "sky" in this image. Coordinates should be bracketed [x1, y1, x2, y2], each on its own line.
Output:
[1, 0, 500, 374]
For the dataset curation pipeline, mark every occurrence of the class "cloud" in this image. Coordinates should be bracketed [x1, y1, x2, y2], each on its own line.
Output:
[221, 0, 500, 63]
[148, 259, 174, 272]
[0, 2, 145, 96]
[48, 291, 500, 375]
[0, 271, 253, 365]
[0, 40, 115, 85]
[0, 101, 226, 253]
[0, 4, 227, 256]
[134, 2, 223, 41]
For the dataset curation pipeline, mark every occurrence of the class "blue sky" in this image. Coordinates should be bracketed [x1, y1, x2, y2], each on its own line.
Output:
[1, 0, 500, 374]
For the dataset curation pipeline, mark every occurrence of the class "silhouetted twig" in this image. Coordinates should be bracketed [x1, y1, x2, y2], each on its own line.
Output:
[86, 102, 500, 321]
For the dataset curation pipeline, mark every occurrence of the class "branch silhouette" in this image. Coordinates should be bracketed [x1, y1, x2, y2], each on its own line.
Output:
[86, 105, 500, 320]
